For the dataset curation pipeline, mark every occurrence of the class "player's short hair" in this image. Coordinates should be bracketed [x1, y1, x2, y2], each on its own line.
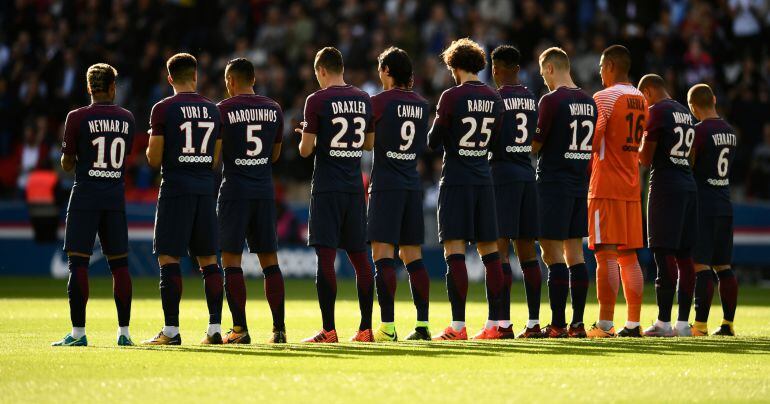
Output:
[225, 58, 255, 85]
[539, 47, 570, 71]
[378, 47, 413, 88]
[86, 63, 117, 94]
[166, 53, 197, 83]
[637, 74, 666, 92]
[314, 47, 344, 74]
[441, 38, 487, 73]
[601, 45, 631, 75]
[688, 83, 715, 108]
[491, 45, 521, 69]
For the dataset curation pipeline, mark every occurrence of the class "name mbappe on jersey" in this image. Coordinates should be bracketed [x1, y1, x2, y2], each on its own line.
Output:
[369, 88, 429, 192]
[645, 99, 696, 191]
[490, 84, 537, 184]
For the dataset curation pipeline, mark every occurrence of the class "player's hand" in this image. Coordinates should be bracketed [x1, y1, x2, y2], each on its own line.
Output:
[295, 121, 307, 136]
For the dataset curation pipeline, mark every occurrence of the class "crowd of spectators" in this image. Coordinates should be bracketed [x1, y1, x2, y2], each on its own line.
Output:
[3, 0, 770, 206]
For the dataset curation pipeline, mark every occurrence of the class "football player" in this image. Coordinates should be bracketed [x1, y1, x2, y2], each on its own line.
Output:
[532, 47, 597, 338]
[586, 45, 647, 338]
[687, 83, 738, 336]
[143, 53, 224, 345]
[53, 63, 135, 347]
[297, 47, 376, 343]
[367, 47, 432, 341]
[638, 74, 698, 337]
[216, 58, 286, 344]
[489, 45, 542, 339]
[427, 38, 506, 341]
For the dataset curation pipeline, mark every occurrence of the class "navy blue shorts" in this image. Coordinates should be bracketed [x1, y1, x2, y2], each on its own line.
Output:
[218, 198, 277, 254]
[647, 190, 698, 251]
[437, 185, 498, 243]
[538, 187, 587, 240]
[308, 192, 367, 251]
[367, 190, 424, 246]
[495, 181, 539, 240]
[694, 214, 733, 266]
[64, 209, 128, 255]
[154, 195, 218, 257]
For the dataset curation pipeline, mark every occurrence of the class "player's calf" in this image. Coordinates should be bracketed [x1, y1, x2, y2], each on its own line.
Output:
[108, 255, 133, 345]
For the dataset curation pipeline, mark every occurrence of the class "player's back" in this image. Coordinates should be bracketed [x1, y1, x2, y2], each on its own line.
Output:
[590, 83, 647, 200]
[150, 92, 221, 198]
[369, 88, 429, 192]
[490, 84, 537, 184]
[430, 81, 503, 186]
[304, 84, 372, 194]
[535, 86, 597, 196]
[217, 94, 283, 200]
[63, 102, 135, 211]
[646, 98, 696, 192]
[693, 118, 736, 215]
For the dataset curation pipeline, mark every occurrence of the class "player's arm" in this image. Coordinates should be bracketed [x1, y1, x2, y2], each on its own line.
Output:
[299, 95, 320, 158]
[297, 128, 316, 158]
[689, 127, 705, 168]
[363, 131, 374, 151]
[532, 94, 553, 155]
[272, 143, 281, 162]
[428, 91, 451, 150]
[146, 134, 164, 169]
[639, 107, 661, 168]
[212, 138, 222, 169]
[272, 108, 284, 162]
[60, 111, 78, 172]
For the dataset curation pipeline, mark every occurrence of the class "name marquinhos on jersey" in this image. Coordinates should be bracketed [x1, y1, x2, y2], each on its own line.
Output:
[397, 104, 424, 119]
[331, 100, 367, 115]
[227, 108, 278, 124]
[467, 99, 495, 113]
[712, 132, 737, 147]
[87, 119, 130, 134]
[672, 111, 693, 126]
[503, 97, 536, 112]
[180, 105, 211, 119]
[569, 103, 595, 116]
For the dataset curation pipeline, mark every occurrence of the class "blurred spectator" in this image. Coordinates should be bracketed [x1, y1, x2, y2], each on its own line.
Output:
[746, 123, 770, 201]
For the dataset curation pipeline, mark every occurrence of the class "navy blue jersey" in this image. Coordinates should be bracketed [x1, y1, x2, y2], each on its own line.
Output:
[150, 92, 221, 198]
[369, 88, 429, 192]
[217, 94, 283, 201]
[534, 87, 597, 196]
[692, 118, 736, 216]
[427, 81, 504, 186]
[490, 84, 537, 184]
[303, 85, 373, 194]
[645, 99, 697, 192]
[62, 102, 135, 211]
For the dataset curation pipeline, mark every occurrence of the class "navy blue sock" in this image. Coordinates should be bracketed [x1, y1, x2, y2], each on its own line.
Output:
[653, 249, 677, 322]
[406, 259, 430, 322]
[159, 263, 182, 327]
[374, 258, 397, 323]
[201, 264, 223, 325]
[67, 255, 90, 328]
[569, 263, 589, 326]
[445, 254, 468, 322]
[521, 260, 542, 321]
[500, 263, 513, 322]
[547, 263, 569, 328]
[315, 246, 337, 331]
[694, 270, 716, 323]
[108, 257, 131, 327]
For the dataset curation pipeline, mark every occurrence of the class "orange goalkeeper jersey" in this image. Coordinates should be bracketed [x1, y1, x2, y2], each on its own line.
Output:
[588, 83, 648, 201]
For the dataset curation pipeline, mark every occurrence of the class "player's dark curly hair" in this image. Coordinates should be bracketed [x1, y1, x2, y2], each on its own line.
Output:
[86, 63, 117, 94]
[225, 58, 255, 84]
[378, 47, 413, 88]
[166, 53, 197, 83]
[314, 47, 344, 74]
[491, 45, 521, 69]
[441, 38, 486, 73]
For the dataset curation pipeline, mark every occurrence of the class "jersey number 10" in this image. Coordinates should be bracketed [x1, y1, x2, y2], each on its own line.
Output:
[92, 136, 126, 169]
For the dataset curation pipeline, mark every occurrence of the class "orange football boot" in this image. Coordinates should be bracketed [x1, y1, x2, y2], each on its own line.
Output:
[473, 327, 503, 340]
[350, 329, 374, 342]
[540, 324, 569, 338]
[301, 329, 338, 343]
[432, 326, 468, 341]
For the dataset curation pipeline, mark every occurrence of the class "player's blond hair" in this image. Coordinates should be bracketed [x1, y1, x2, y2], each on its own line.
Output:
[688, 84, 715, 108]
[539, 47, 570, 71]
[86, 63, 117, 94]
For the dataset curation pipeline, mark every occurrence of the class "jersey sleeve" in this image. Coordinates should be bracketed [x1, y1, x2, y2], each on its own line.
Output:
[275, 105, 284, 144]
[593, 91, 613, 146]
[149, 100, 167, 137]
[428, 90, 452, 149]
[371, 94, 385, 125]
[692, 123, 707, 157]
[643, 105, 665, 142]
[365, 96, 374, 133]
[61, 110, 80, 155]
[534, 93, 554, 144]
[303, 94, 321, 134]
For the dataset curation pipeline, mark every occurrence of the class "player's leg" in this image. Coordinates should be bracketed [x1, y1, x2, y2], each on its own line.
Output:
[692, 213, 716, 336]
[712, 215, 737, 336]
[190, 195, 224, 344]
[303, 193, 341, 343]
[513, 238, 542, 338]
[53, 209, 99, 346]
[539, 239, 569, 338]
[673, 192, 698, 337]
[343, 192, 375, 342]
[497, 239, 514, 334]
[258, 252, 286, 343]
[564, 238, 588, 338]
[399, 245, 431, 340]
[433, 239, 469, 341]
[616, 200, 644, 337]
[587, 198, 618, 337]
[471, 185, 504, 340]
[491, 182, 518, 337]
[99, 210, 133, 345]
[218, 198, 250, 343]
[372, 241, 398, 341]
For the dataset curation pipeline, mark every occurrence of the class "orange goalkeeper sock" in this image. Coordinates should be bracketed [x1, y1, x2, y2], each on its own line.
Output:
[619, 251, 643, 324]
[595, 250, 619, 322]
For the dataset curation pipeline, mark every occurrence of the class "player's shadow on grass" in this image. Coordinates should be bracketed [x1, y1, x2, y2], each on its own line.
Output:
[122, 337, 770, 359]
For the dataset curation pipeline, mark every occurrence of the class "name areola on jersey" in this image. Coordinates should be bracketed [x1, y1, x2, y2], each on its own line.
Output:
[227, 108, 278, 124]
[87, 119, 130, 134]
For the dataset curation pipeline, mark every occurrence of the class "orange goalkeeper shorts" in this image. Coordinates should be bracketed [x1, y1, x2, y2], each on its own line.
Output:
[588, 198, 643, 250]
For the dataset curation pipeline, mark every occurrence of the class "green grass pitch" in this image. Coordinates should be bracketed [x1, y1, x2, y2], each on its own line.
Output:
[1, 276, 769, 402]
